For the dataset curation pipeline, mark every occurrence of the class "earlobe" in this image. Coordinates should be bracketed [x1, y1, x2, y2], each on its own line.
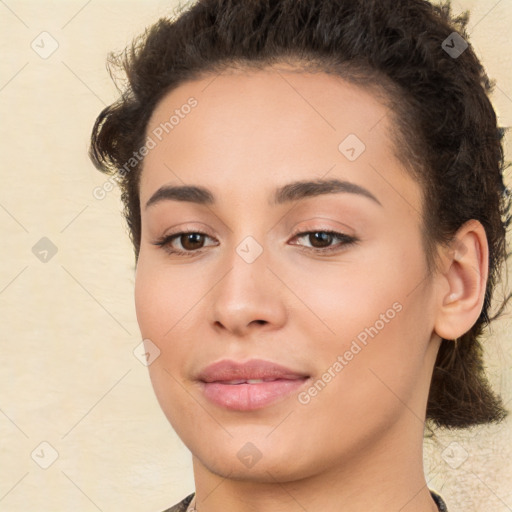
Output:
[434, 220, 488, 340]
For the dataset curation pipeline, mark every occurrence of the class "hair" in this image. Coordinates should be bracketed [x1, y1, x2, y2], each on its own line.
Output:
[89, 0, 510, 428]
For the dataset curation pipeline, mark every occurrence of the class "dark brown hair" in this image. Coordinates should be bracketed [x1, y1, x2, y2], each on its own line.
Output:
[89, 0, 510, 428]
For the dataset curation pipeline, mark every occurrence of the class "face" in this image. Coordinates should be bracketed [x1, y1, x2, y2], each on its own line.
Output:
[134, 66, 441, 482]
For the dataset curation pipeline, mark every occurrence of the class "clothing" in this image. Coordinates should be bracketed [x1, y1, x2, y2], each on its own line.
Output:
[431, 490, 449, 512]
[161, 490, 448, 511]
[161, 492, 194, 512]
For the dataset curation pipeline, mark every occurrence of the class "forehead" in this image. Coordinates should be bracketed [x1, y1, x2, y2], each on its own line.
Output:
[140, 67, 421, 215]
[146, 66, 391, 150]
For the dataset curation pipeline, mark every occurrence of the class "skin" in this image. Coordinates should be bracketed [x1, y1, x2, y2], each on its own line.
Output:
[134, 65, 488, 512]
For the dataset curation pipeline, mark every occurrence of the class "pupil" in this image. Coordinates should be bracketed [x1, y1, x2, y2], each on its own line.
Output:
[311, 232, 331, 247]
[183, 233, 203, 249]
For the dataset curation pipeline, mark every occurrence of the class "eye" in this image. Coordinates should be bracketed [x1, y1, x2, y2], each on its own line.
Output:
[290, 230, 357, 254]
[152, 229, 357, 257]
[152, 231, 218, 256]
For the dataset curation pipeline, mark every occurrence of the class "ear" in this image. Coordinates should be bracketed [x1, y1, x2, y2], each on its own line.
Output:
[434, 219, 489, 340]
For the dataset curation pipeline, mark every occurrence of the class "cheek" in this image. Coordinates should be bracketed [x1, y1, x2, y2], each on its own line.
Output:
[292, 239, 428, 344]
[134, 253, 201, 339]
[301, 239, 434, 393]
[134, 257, 199, 428]
[294, 293, 434, 446]
[134, 256, 194, 386]
[134, 262, 168, 339]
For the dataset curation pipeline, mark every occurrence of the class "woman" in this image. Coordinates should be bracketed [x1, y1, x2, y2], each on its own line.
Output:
[89, 0, 510, 510]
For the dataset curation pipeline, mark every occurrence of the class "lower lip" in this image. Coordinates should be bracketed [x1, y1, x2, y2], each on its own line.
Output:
[201, 378, 309, 411]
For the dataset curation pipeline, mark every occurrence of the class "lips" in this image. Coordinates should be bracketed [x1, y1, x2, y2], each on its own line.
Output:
[198, 359, 309, 382]
[197, 359, 310, 411]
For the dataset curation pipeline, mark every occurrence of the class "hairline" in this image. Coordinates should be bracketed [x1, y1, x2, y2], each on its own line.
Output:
[136, 56, 437, 271]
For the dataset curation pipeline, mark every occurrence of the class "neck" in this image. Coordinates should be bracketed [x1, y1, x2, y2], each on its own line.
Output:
[190, 415, 439, 512]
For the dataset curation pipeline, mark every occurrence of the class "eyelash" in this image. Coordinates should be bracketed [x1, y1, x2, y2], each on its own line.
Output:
[151, 229, 358, 257]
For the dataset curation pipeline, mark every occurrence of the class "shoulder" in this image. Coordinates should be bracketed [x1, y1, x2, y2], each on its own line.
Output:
[160, 492, 195, 512]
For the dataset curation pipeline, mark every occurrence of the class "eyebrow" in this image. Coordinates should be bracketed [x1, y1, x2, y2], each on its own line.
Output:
[144, 178, 382, 209]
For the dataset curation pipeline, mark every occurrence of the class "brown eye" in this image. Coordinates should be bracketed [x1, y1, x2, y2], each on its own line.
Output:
[291, 230, 357, 254]
[179, 233, 206, 251]
[308, 232, 334, 248]
[152, 230, 218, 256]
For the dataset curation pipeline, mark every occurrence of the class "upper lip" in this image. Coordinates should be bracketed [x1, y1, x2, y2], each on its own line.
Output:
[197, 359, 309, 383]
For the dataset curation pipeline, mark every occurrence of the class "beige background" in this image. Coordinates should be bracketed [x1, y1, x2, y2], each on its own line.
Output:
[0, 1, 511, 511]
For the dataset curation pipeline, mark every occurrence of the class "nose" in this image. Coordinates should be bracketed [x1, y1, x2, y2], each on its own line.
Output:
[209, 238, 287, 338]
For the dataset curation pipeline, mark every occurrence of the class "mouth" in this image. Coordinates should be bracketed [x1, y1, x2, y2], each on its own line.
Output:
[197, 359, 310, 411]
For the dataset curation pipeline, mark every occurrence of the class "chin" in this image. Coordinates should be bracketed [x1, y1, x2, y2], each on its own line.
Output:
[197, 449, 316, 483]
[187, 429, 327, 484]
